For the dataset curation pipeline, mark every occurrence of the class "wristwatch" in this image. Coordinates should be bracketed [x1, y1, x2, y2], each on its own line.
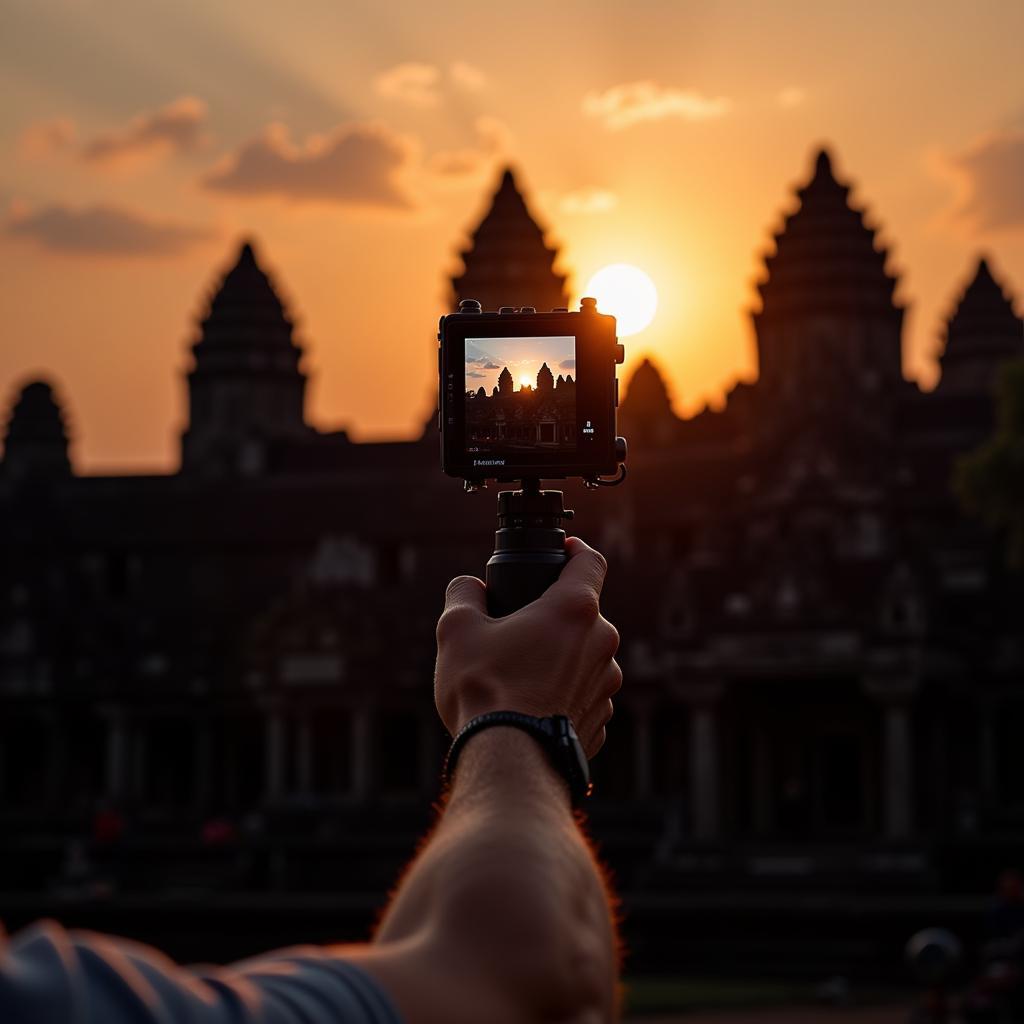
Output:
[442, 711, 593, 809]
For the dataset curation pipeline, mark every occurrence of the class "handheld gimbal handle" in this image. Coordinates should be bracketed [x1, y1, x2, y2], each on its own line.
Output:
[485, 482, 572, 617]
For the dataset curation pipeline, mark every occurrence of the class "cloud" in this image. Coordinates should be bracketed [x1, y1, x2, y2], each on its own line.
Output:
[82, 97, 209, 168]
[18, 118, 76, 159]
[374, 63, 441, 108]
[561, 188, 618, 215]
[449, 62, 486, 92]
[777, 87, 805, 109]
[559, 358, 576, 370]
[6, 201, 214, 256]
[475, 115, 513, 155]
[941, 130, 1024, 232]
[427, 115, 514, 186]
[467, 371, 486, 379]
[430, 148, 485, 177]
[483, 361, 499, 369]
[374, 61, 486, 110]
[583, 81, 732, 130]
[201, 122, 415, 208]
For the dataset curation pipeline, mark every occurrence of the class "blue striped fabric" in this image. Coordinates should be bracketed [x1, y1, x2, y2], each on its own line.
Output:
[0, 920, 404, 1024]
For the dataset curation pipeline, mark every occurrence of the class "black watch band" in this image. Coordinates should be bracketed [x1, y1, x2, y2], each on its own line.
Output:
[442, 711, 593, 809]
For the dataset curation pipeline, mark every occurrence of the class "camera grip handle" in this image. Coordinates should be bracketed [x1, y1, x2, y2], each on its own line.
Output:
[485, 545, 567, 617]
[485, 486, 571, 617]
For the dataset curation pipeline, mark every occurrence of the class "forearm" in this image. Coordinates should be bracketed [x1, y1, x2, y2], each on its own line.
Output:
[375, 729, 618, 1022]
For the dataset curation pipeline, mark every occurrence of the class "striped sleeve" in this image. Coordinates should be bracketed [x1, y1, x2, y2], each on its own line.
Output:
[0, 920, 403, 1024]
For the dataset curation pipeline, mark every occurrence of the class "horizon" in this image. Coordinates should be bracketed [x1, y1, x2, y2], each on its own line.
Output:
[2, 1, 1023, 472]
[465, 335, 575, 397]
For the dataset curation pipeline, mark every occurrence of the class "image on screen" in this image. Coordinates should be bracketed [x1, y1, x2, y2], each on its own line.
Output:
[465, 336, 577, 454]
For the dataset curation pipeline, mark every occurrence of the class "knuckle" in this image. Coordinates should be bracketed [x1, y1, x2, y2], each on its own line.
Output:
[436, 604, 476, 644]
[560, 588, 601, 623]
[599, 619, 620, 658]
[607, 661, 623, 695]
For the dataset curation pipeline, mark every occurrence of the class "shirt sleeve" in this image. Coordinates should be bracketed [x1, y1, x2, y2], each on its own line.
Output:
[0, 919, 404, 1024]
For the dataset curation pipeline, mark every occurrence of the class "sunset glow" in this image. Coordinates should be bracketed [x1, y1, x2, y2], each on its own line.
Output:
[584, 264, 658, 337]
[1, 3, 1022, 470]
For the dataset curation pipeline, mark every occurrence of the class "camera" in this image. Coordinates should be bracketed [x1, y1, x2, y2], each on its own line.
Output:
[438, 298, 627, 485]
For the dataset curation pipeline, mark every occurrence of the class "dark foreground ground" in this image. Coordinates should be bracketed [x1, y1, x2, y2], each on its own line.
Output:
[629, 1010, 907, 1023]
[621, 978, 912, 1021]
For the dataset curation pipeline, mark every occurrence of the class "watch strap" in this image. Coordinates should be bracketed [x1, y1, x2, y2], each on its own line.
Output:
[442, 711, 592, 808]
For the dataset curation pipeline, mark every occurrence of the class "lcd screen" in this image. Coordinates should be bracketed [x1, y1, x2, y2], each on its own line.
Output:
[464, 335, 577, 454]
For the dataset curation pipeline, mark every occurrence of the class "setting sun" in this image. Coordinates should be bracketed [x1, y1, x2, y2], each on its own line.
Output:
[583, 264, 658, 338]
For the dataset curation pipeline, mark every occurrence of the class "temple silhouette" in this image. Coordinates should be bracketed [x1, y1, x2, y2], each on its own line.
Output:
[466, 363, 576, 451]
[0, 153, 1022, 974]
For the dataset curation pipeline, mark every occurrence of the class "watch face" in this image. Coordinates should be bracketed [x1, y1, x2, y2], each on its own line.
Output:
[548, 717, 591, 795]
[569, 735, 591, 787]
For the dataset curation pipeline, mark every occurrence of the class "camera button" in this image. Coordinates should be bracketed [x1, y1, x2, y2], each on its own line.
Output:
[614, 343, 625, 364]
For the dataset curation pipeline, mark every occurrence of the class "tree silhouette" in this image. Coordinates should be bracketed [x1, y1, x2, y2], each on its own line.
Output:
[956, 359, 1024, 567]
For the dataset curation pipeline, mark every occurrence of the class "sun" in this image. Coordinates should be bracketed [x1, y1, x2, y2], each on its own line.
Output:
[583, 264, 658, 337]
[519, 373, 533, 388]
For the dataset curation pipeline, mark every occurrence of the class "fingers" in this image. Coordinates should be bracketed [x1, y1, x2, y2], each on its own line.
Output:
[579, 700, 615, 758]
[592, 618, 620, 663]
[577, 660, 622, 758]
[602, 658, 623, 697]
[585, 727, 607, 760]
[443, 575, 487, 614]
[545, 536, 608, 613]
[437, 575, 488, 646]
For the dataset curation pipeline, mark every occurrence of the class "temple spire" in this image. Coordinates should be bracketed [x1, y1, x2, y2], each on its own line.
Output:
[752, 147, 904, 400]
[938, 256, 1023, 395]
[181, 238, 309, 476]
[1, 379, 72, 481]
[618, 357, 679, 447]
[813, 146, 833, 178]
[451, 166, 568, 313]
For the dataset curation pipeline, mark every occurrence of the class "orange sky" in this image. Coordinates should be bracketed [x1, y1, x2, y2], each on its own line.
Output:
[2, 0, 1023, 472]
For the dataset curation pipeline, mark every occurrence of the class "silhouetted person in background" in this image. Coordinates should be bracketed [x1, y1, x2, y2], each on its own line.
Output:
[0, 537, 622, 1023]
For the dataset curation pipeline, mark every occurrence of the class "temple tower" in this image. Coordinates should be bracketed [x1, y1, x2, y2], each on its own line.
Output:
[618, 357, 679, 448]
[451, 168, 569, 312]
[937, 257, 1023, 397]
[181, 240, 309, 476]
[0, 379, 72, 482]
[753, 149, 904, 406]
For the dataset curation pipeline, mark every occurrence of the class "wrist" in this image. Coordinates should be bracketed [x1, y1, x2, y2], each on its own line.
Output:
[449, 727, 572, 809]
[444, 699, 530, 737]
[444, 712, 591, 809]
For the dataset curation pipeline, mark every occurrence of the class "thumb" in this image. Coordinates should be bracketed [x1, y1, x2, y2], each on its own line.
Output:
[545, 536, 608, 606]
[444, 575, 488, 614]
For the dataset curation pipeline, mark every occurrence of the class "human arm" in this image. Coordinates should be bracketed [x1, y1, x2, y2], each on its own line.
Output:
[345, 536, 623, 1023]
[0, 539, 621, 1024]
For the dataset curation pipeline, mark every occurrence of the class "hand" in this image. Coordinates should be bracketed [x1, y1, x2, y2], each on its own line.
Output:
[434, 537, 622, 758]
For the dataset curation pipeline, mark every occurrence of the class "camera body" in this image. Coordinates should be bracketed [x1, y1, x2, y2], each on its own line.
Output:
[438, 298, 626, 485]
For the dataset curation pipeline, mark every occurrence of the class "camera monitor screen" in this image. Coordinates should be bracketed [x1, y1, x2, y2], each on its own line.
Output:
[464, 335, 576, 455]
